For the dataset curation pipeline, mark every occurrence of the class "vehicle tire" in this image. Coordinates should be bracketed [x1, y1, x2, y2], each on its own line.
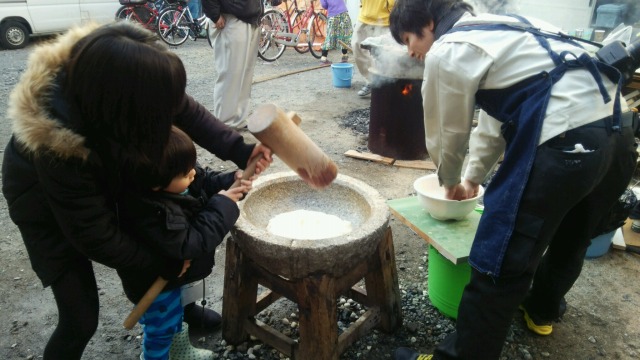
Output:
[308, 12, 327, 59]
[0, 21, 29, 50]
[257, 9, 288, 62]
[115, 5, 129, 20]
[290, 10, 309, 54]
[157, 8, 189, 46]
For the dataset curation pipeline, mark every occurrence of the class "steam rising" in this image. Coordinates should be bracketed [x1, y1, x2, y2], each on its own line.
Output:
[468, 0, 517, 14]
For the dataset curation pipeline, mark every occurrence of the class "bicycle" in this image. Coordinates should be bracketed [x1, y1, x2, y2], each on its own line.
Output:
[156, 0, 210, 47]
[115, 0, 172, 32]
[258, 0, 327, 61]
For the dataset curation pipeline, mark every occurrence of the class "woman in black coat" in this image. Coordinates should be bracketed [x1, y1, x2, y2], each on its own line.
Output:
[1, 21, 271, 359]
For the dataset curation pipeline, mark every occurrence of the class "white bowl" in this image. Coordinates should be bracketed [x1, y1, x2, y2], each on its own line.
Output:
[413, 174, 484, 221]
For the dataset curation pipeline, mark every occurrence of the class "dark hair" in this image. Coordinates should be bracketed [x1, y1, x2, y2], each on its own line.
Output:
[129, 126, 197, 190]
[64, 21, 187, 166]
[155, 126, 197, 190]
[390, 0, 473, 44]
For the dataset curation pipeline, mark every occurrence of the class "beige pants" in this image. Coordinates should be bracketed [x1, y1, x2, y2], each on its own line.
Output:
[351, 22, 390, 86]
[209, 14, 260, 128]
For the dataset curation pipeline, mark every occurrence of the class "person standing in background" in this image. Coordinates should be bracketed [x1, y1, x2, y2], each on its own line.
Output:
[319, 0, 353, 64]
[351, 0, 394, 97]
[188, 0, 201, 18]
[188, 0, 205, 37]
[203, 0, 263, 130]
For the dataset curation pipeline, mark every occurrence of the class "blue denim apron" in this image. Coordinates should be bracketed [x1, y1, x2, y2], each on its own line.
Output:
[447, 16, 624, 276]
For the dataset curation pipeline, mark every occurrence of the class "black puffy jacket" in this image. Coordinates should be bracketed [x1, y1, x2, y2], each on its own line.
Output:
[1, 24, 255, 288]
[202, 0, 263, 25]
[117, 167, 238, 303]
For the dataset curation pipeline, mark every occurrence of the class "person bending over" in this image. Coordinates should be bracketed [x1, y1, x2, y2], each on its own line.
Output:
[389, 0, 637, 359]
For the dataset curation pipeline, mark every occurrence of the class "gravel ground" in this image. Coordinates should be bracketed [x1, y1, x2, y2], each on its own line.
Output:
[1, 32, 640, 360]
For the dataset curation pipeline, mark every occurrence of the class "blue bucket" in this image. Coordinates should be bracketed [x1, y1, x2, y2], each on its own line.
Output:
[331, 63, 353, 88]
[586, 230, 615, 258]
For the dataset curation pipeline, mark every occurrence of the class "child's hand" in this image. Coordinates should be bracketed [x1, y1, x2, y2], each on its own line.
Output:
[219, 179, 252, 202]
[234, 170, 256, 182]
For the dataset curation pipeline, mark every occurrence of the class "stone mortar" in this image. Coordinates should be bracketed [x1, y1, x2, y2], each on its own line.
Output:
[231, 171, 390, 279]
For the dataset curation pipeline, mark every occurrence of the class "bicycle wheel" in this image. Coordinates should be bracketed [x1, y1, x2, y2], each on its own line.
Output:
[290, 10, 309, 54]
[258, 9, 288, 62]
[115, 5, 129, 20]
[308, 12, 327, 59]
[157, 8, 190, 46]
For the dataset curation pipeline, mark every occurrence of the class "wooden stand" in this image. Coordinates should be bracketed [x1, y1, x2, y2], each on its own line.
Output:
[221, 227, 402, 360]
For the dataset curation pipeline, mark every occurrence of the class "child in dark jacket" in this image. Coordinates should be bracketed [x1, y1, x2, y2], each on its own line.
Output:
[118, 126, 252, 360]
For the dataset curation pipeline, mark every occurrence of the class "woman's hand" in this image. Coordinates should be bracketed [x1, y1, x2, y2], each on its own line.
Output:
[179, 260, 191, 278]
[250, 143, 273, 176]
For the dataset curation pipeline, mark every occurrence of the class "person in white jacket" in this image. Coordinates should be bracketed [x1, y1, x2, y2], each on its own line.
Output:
[388, 0, 638, 359]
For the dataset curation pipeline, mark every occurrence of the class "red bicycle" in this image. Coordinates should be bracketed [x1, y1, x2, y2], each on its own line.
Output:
[258, 0, 328, 61]
[115, 0, 175, 32]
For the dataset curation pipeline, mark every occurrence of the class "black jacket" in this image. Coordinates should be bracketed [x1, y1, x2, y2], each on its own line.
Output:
[117, 167, 237, 303]
[1, 24, 255, 288]
[202, 0, 263, 25]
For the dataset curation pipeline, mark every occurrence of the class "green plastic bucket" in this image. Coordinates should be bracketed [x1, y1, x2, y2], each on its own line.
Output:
[428, 245, 471, 319]
[331, 63, 353, 88]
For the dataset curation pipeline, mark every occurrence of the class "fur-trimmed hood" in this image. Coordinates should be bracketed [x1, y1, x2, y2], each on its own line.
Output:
[8, 23, 100, 161]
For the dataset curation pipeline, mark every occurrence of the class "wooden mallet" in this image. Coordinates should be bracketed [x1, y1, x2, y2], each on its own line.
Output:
[247, 103, 337, 189]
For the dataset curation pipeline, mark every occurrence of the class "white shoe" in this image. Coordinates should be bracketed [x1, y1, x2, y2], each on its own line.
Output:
[168, 322, 214, 360]
[358, 84, 371, 96]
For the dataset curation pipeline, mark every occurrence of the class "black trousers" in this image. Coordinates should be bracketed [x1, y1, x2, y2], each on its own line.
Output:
[44, 258, 99, 360]
[434, 124, 637, 360]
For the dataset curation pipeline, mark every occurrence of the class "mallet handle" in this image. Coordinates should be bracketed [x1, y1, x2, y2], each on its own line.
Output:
[123, 277, 168, 330]
[230, 153, 264, 189]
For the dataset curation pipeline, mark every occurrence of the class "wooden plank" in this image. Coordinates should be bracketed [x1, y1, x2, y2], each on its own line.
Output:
[612, 227, 626, 251]
[336, 307, 381, 355]
[363, 228, 402, 332]
[297, 274, 339, 359]
[624, 89, 640, 102]
[621, 218, 640, 248]
[222, 239, 258, 344]
[244, 318, 295, 357]
[255, 289, 281, 313]
[252, 63, 331, 84]
[346, 286, 370, 307]
[344, 149, 395, 165]
[387, 197, 480, 264]
[393, 159, 436, 170]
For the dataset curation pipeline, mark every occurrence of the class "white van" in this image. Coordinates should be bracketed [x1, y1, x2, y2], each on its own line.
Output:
[0, 0, 120, 49]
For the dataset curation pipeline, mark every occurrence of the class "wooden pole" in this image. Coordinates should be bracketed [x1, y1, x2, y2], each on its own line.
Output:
[123, 277, 168, 330]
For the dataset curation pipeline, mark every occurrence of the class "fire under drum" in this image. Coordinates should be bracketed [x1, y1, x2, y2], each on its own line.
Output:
[363, 35, 427, 160]
[222, 172, 403, 360]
